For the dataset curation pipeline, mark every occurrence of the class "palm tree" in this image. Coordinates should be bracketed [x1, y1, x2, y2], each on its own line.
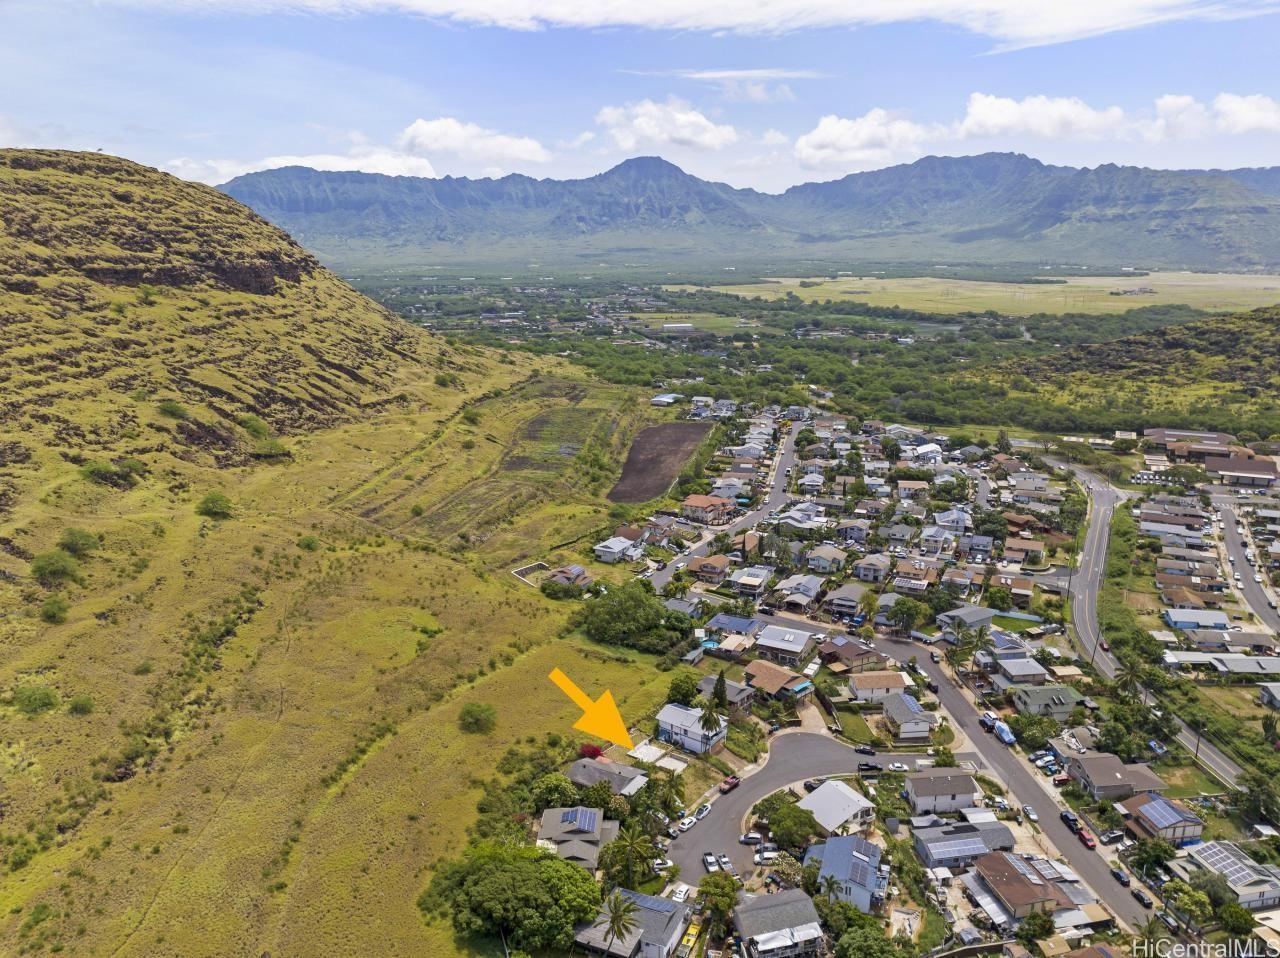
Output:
[609, 826, 653, 890]
[1115, 656, 1146, 697]
[699, 701, 723, 746]
[820, 874, 842, 903]
[596, 890, 640, 953]
[1263, 713, 1277, 748]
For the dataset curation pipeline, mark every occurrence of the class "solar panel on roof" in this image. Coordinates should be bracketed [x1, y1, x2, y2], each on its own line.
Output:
[561, 807, 597, 832]
[1141, 797, 1190, 830]
[928, 838, 989, 859]
[902, 695, 924, 714]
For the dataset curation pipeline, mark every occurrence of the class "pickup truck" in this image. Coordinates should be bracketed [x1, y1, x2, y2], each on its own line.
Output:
[719, 776, 741, 794]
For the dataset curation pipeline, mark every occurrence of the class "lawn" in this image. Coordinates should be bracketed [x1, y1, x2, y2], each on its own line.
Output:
[1158, 761, 1230, 798]
[836, 708, 875, 744]
[992, 615, 1037, 632]
[671, 272, 1280, 316]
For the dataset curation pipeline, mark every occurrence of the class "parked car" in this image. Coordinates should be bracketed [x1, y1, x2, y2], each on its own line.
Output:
[926, 680, 939, 693]
[1132, 889, 1153, 909]
[671, 884, 691, 903]
[858, 762, 881, 773]
[694, 803, 712, 820]
[855, 745, 877, 756]
[702, 853, 719, 872]
[717, 854, 734, 872]
[739, 832, 763, 845]
[1060, 810, 1080, 832]
[1022, 805, 1039, 823]
[1111, 867, 1131, 887]
[678, 816, 697, 832]
[719, 775, 741, 794]
[803, 779, 824, 792]
[1101, 829, 1126, 845]
[757, 843, 779, 854]
[929, 651, 941, 663]
[1052, 774, 1071, 787]
[888, 762, 908, 772]
[1077, 829, 1097, 849]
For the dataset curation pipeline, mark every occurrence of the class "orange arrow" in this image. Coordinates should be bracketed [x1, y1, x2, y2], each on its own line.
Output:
[548, 667, 634, 750]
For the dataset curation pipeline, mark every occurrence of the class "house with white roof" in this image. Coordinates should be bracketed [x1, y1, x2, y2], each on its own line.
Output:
[655, 703, 726, 754]
[755, 624, 818, 667]
[593, 536, 643, 564]
[797, 780, 874, 834]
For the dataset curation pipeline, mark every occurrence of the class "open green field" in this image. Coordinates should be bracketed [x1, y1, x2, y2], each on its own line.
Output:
[671, 272, 1280, 316]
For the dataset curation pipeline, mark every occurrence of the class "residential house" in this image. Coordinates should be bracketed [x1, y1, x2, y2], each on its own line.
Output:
[705, 613, 762, 637]
[755, 624, 818, 666]
[547, 564, 593, 588]
[696, 674, 755, 710]
[990, 573, 1035, 607]
[797, 473, 825, 493]
[970, 851, 1068, 921]
[681, 494, 734, 524]
[818, 635, 888, 674]
[1067, 754, 1167, 802]
[882, 692, 938, 742]
[537, 806, 618, 870]
[958, 534, 996, 562]
[898, 480, 929, 500]
[729, 565, 774, 597]
[1164, 608, 1230, 630]
[905, 769, 982, 814]
[848, 670, 911, 704]
[574, 888, 691, 958]
[568, 758, 648, 797]
[835, 518, 872, 546]
[1169, 841, 1280, 910]
[1120, 793, 1204, 847]
[824, 582, 867, 618]
[996, 656, 1049, 687]
[1003, 539, 1045, 565]
[774, 573, 826, 611]
[1012, 685, 1086, 722]
[687, 554, 731, 583]
[1260, 684, 1280, 710]
[744, 659, 814, 701]
[594, 536, 642, 564]
[920, 525, 957, 554]
[886, 523, 916, 545]
[655, 703, 727, 754]
[854, 554, 892, 583]
[913, 821, 1014, 869]
[803, 835, 885, 913]
[937, 605, 998, 633]
[798, 780, 876, 835]
[893, 559, 939, 596]
[807, 544, 848, 573]
[934, 508, 972, 536]
[732, 889, 824, 958]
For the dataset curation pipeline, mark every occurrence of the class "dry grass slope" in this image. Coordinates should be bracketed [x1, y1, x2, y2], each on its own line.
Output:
[0, 151, 660, 957]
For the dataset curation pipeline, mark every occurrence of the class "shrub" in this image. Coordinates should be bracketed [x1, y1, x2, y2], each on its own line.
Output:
[410, 503, 424, 517]
[157, 399, 189, 420]
[39, 595, 70, 623]
[57, 527, 100, 557]
[30, 549, 80, 586]
[459, 702, 497, 734]
[250, 438, 289, 459]
[80, 458, 143, 488]
[297, 535, 320, 551]
[68, 694, 95, 716]
[134, 660, 153, 676]
[12, 685, 59, 716]
[579, 743, 603, 759]
[195, 491, 233, 519]
[238, 414, 272, 439]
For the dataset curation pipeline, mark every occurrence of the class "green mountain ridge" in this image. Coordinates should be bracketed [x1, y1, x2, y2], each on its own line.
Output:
[219, 152, 1280, 271]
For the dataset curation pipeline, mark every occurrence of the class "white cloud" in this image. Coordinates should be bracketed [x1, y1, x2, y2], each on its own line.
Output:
[955, 92, 1128, 140]
[1148, 94, 1213, 140]
[396, 116, 550, 164]
[760, 129, 789, 146]
[94, 0, 1280, 50]
[165, 144, 437, 183]
[596, 97, 739, 151]
[675, 68, 823, 82]
[794, 109, 936, 168]
[1213, 93, 1280, 134]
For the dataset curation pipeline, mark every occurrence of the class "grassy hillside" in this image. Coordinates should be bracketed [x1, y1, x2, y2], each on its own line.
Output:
[0, 151, 663, 957]
[976, 306, 1280, 436]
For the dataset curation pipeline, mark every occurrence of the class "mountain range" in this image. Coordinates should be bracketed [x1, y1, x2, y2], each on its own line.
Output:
[219, 152, 1280, 272]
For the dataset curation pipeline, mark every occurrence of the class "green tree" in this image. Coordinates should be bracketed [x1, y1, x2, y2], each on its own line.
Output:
[1131, 838, 1176, 878]
[889, 596, 928, 635]
[57, 527, 100, 557]
[1220, 902, 1256, 937]
[986, 587, 1013, 612]
[667, 671, 699, 706]
[12, 685, 59, 716]
[712, 670, 729, 710]
[699, 701, 723, 737]
[1016, 909, 1055, 945]
[195, 491, 233, 519]
[575, 581, 686, 653]
[458, 702, 497, 734]
[596, 891, 640, 953]
[835, 926, 905, 958]
[601, 826, 652, 890]
[30, 549, 80, 587]
[933, 746, 956, 767]
[424, 843, 600, 951]
[1163, 879, 1212, 926]
[767, 802, 820, 851]
[697, 872, 739, 936]
[530, 773, 578, 811]
[40, 594, 70, 623]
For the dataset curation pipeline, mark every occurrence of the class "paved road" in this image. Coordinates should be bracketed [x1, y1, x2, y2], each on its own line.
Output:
[876, 636, 1149, 931]
[1058, 464, 1242, 787]
[650, 422, 801, 592]
[1212, 493, 1280, 633]
[665, 732, 974, 881]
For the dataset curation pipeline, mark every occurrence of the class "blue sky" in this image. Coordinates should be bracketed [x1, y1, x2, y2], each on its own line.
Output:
[3, 0, 1280, 190]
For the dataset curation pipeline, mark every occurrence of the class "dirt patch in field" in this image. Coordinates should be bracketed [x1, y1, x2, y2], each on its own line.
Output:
[608, 421, 712, 503]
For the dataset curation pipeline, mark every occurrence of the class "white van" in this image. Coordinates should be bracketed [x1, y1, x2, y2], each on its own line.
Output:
[754, 850, 779, 866]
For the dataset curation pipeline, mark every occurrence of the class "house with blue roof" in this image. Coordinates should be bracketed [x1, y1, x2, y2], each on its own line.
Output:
[803, 834, 887, 913]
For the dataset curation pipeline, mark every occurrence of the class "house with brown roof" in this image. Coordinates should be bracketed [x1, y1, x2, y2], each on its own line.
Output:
[897, 480, 929, 500]
[847, 670, 910, 704]
[990, 573, 1035, 607]
[687, 554, 731, 583]
[1120, 793, 1204, 847]
[744, 660, 813, 700]
[680, 494, 735, 524]
[819, 636, 888, 674]
[972, 851, 1069, 920]
[1003, 539, 1045, 565]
